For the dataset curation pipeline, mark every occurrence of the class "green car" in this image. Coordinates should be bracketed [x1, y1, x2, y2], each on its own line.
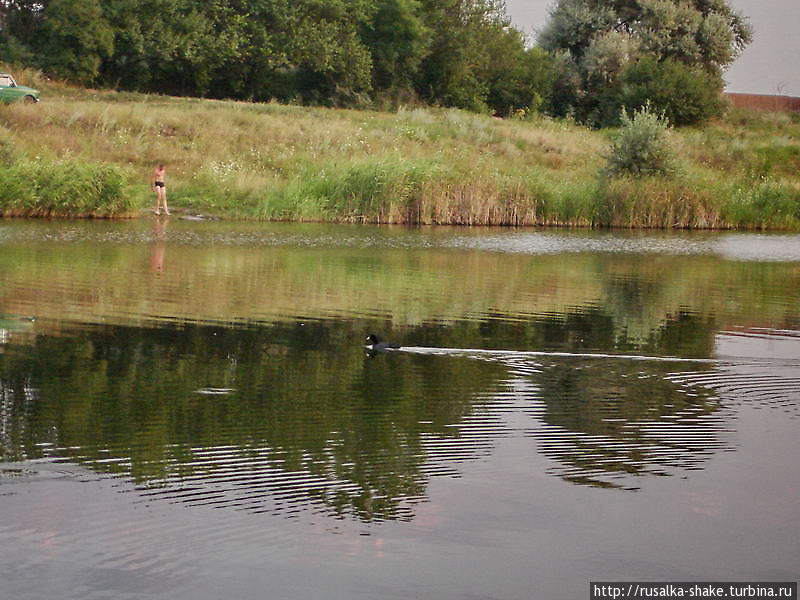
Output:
[0, 73, 40, 104]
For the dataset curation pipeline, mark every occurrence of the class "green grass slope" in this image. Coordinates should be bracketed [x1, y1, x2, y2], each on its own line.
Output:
[1, 66, 799, 228]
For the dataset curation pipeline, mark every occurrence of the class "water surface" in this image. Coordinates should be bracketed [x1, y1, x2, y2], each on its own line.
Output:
[1, 221, 798, 599]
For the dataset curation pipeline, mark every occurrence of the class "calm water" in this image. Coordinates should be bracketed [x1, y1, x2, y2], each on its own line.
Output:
[1, 220, 799, 599]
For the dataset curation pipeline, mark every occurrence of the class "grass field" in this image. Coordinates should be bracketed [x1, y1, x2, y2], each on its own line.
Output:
[1, 66, 799, 228]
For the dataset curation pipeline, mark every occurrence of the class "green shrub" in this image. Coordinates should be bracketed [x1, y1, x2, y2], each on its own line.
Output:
[606, 105, 677, 177]
[595, 58, 726, 127]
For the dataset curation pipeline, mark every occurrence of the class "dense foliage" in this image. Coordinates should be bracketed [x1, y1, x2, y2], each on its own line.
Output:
[0, 0, 553, 115]
[539, 0, 752, 125]
[0, 0, 755, 124]
[595, 57, 727, 126]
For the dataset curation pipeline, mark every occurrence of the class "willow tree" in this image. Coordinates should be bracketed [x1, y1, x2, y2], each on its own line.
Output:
[539, 0, 753, 125]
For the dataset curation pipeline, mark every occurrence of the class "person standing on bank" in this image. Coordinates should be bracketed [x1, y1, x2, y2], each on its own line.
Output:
[152, 163, 170, 216]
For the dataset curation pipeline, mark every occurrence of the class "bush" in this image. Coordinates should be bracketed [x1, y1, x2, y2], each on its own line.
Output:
[606, 105, 677, 177]
[595, 58, 726, 127]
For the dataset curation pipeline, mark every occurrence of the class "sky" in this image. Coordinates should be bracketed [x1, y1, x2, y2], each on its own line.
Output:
[505, 0, 800, 96]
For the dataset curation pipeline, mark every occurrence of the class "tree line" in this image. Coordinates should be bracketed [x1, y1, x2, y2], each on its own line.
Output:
[0, 0, 751, 125]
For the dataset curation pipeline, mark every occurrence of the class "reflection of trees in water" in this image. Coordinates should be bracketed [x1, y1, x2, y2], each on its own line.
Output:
[0, 322, 508, 522]
[0, 307, 735, 520]
[469, 308, 729, 490]
[451, 304, 717, 360]
[523, 359, 730, 490]
[0, 375, 37, 460]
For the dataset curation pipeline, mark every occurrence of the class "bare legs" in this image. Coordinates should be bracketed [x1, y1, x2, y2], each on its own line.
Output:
[153, 186, 170, 216]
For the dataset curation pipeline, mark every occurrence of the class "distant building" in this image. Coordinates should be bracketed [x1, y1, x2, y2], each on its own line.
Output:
[725, 93, 800, 113]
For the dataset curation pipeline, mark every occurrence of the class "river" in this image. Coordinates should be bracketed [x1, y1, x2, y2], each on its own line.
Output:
[1, 220, 798, 599]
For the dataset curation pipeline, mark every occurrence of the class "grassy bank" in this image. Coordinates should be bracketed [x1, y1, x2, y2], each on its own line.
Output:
[0, 156, 138, 217]
[1, 66, 799, 228]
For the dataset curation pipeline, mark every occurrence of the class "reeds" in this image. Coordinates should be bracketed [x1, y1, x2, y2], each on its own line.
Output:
[0, 155, 138, 217]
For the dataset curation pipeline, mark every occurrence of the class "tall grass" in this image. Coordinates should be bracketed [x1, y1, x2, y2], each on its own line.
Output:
[1, 63, 799, 228]
[0, 155, 139, 217]
[723, 178, 800, 229]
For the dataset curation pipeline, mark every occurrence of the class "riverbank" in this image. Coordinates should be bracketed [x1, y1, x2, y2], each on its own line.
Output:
[1, 67, 799, 228]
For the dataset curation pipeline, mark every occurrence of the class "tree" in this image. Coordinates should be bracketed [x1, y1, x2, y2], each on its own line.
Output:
[152, 0, 248, 96]
[415, 0, 495, 111]
[416, 0, 552, 113]
[484, 36, 556, 116]
[287, 0, 375, 105]
[222, 0, 375, 104]
[0, 0, 556, 114]
[538, 0, 753, 125]
[596, 57, 726, 126]
[362, 0, 431, 96]
[36, 0, 115, 83]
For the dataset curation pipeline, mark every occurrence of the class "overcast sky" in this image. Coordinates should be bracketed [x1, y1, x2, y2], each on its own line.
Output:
[505, 0, 799, 96]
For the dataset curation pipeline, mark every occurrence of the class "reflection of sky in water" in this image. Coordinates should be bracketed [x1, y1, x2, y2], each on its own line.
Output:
[2, 222, 800, 261]
[443, 232, 800, 262]
[716, 328, 800, 361]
